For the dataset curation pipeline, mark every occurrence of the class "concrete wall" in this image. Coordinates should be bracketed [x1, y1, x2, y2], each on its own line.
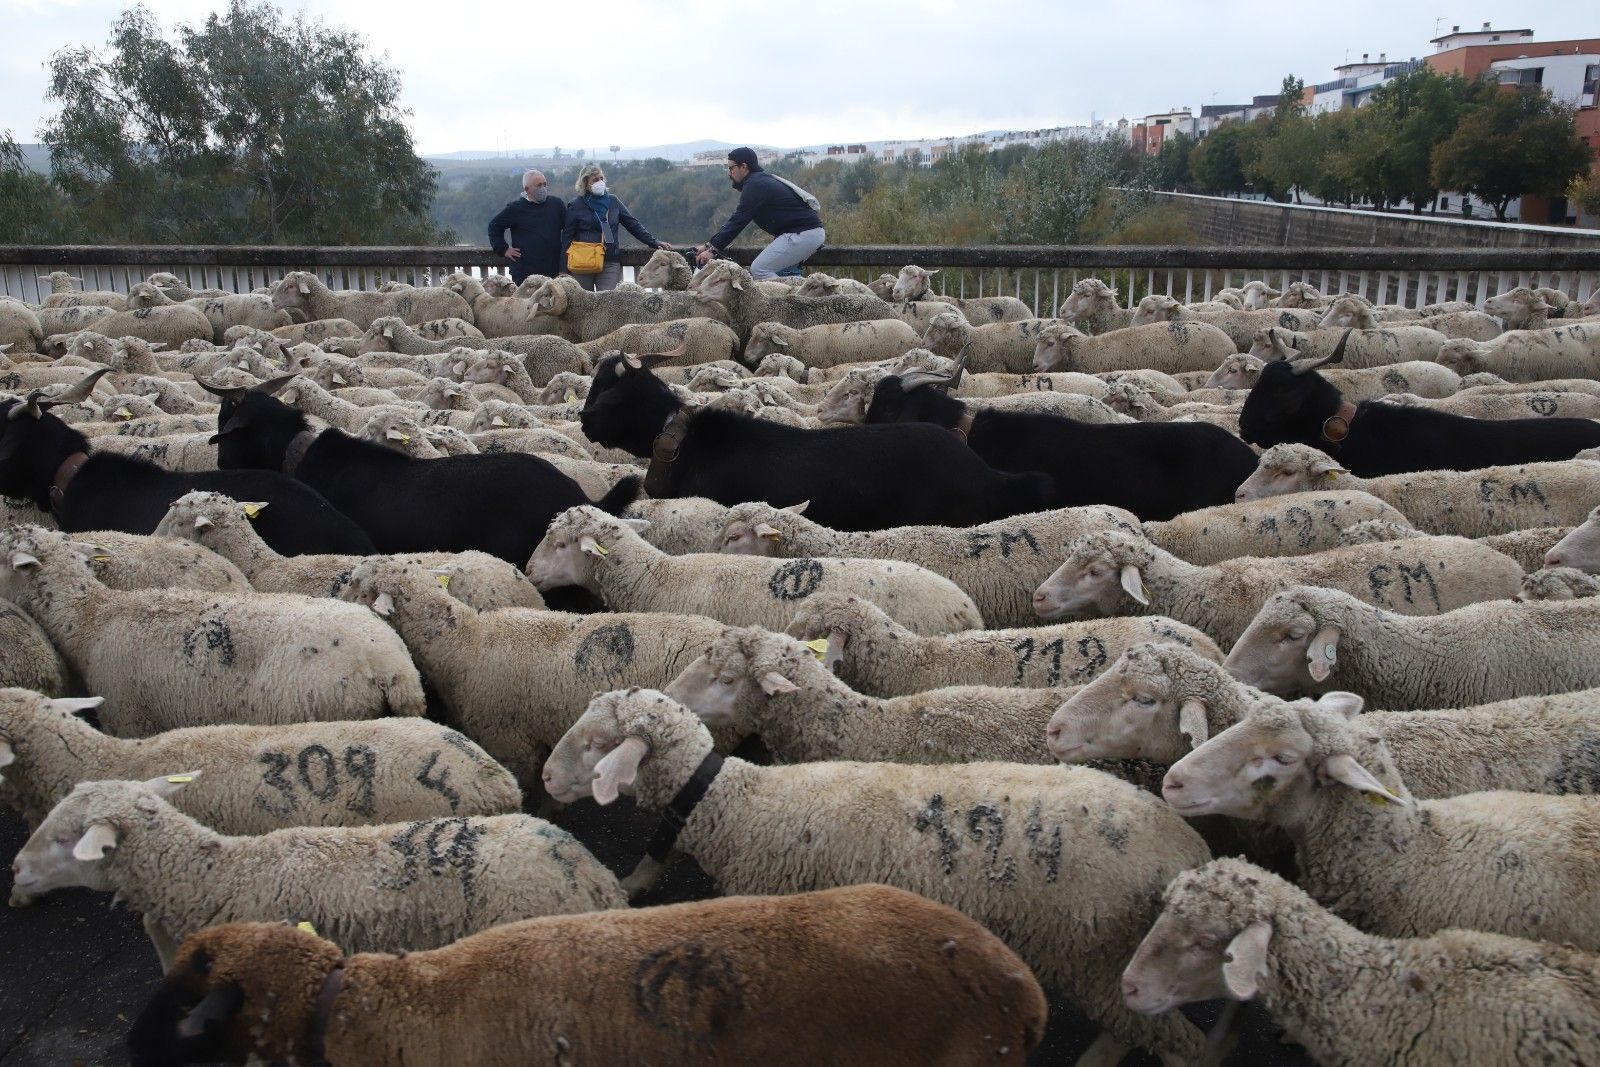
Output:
[1151, 192, 1600, 249]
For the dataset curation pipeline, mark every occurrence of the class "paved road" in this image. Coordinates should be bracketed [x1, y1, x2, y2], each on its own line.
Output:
[0, 803, 1313, 1066]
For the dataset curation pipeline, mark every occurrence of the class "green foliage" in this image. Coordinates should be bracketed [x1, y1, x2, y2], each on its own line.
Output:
[40, 2, 444, 243]
[1, 131, 82, 242]
[1147, 132, 1195, 192]
[1188, 122, 1252, 195]
[1432, 87, 1593, 220]
[1571, 174, 1600, 218]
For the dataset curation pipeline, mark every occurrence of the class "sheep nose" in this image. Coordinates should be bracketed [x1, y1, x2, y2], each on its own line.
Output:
[1234, 488, 1247, 501]
[1162, 771, 1184, 793]
[1122, 978, 1139, 1001]
[1046, 723, 1061, 742]
[1544, 553, 1562, 568]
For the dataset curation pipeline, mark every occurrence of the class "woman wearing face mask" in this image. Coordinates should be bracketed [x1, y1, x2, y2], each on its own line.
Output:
[561, 162, 672, 292]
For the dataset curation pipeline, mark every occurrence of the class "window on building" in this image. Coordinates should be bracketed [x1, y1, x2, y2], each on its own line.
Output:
[1439, 196, 1450, 210]
[1583, 64, 1598, 107]
[1498, 67, 1543, 87]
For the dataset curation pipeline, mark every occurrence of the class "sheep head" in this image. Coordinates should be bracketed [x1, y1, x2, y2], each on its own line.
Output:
[543, 687, 713, 807]
[1033, 530, 1156, 621]
[890, 264, 937, 302]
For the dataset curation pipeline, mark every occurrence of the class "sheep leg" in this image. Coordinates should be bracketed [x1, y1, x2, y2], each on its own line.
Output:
[621, 854, 669, 900]
[1073, 1032, 1130, 1067]
[143, 914, 180, 973]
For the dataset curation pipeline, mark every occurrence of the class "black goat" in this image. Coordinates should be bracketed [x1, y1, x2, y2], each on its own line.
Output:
[863, 364, 1257, 522]
[1239, 337, 1600, 476]
[0, 372, 375, 555]
[207, 377, 639, 564]
[579, 352, 1054, 531]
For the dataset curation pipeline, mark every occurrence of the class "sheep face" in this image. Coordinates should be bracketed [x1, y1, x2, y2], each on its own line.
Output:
[125, 282, 170, 310]
[479, 274, 518, 298]
[688, 262, 746, 305]
[1046, 645, 1203, 766]
[1204, 355, 1262, 391]
[919, 311, 966, 357]
[268, 272, 319, 317]
[152, 491, 260, 545]
[1518, 567, 1600, 603]
[12, 777, 196, 901]
[1033, 533, 1154, 621]
[358, 412, 427, 453]
[1234, 445, 1343, 503]
[536, 373, 589, 407]
[1121, 861, 1280, 1014]
[543, 688, 707, 806]
[1245, 328, 1299, 363]
[816, 371, 879, 425]
[1317, 298, 1375, 330]
[356, 318, 404, 353]
[1223, 593, 1337, 695]
[1031, 324, 1077, 372]
[1545, 507, 1600, 571]
[1482, 287, 1552, 330]
[1056, 279, 1113, 321]
[743, 323, 787, 362]
[890, 265, 936, 303]
[1239, 281, 1280, 311]
[1130, 295, 1180, 328]
[1433, 339, 1489, 376]
[1274, 282, 1324, 309]
[662, 630, 785, 730]
[634, 250, 681, 290]
[524, 518, 605, 592]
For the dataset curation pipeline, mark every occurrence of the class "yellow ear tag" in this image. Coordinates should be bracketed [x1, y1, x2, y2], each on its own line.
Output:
[297, 921, 318, 935]
[165, 775, 194, 784]
[592, 543, 609, 556]
[243, 504, 264, 520]
[1365, 792, 1390, 807]
[92, 555, 111, 563]
[565, 390, 578, 404]
[804, 638, 829, 661]
[491, 416, 508, 427]
[115, 408, 133, 420]
[1321, 471, 1338, 483]
[398, 434, 411, 444]
[435, 574, 451, 589]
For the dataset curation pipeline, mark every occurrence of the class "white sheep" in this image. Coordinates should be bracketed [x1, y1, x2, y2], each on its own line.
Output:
[152, 492, 545, 610]
[1033, 320, 1236, 374]
[1483, 285, 1559, 330]
[1318, 293, 1502, 340]
[1545, 504, 1600, 571]
[782, 591, 1221, 697]
[1049, 642, 1600, 799]
[12, 778, 623, 968]
[1224, 584, 1600, 707]
[1269, 281, 1327, 309]
[0, 598, 69, 696]
[1202, 352, 1463, 399]
[439, 273, 562, 338]
[1130, 299, 1324, 349]
[621, 496, 733, 554]
[336, 557, 732, 788]
[889, 265, 1032, 323]
[1142, 490, 1417, 566]
[56, 529, 248, 594]
[0, 526, 425, 736]
[542, 687, 1214, 1064]
[1480, 525, 1573, 571]
[1436, 323, 1600, 381]
[36, 272, 125, 307]
[1034, 528, 1521, 647]
[744, 318, 920, 368]
[921, 311, 1058, 373]
[527, 506, 982, 634]
[1235, 443, 1600, 537]
[127, 281, 292, 343]
[1248, 323, 1447, 368]
[270, 271, 473, 329]
[1056, 278, 1135, 334]
[1518, 566, 1600, 602]
[717, 500, 1139, 627]
[1122, 858, 1600, 1067]
[1382, 388, 1600, 420]
[1161, 692, 1600, 950]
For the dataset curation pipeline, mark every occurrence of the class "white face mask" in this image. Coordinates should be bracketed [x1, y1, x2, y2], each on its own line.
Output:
[589, 180, 607, 197]
[526, 187, 548, 204]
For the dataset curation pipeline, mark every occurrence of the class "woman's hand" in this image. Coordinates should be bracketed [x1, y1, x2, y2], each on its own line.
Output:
[656, 241, 674, 251]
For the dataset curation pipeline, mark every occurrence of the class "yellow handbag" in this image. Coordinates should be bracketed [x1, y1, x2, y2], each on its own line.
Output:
[566, 240, 605, 275]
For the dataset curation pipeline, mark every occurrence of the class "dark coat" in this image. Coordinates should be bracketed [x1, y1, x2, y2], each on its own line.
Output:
[562, 195, 660, 264]
[708, 170, 824, 251]
[487, 196, 567, 281]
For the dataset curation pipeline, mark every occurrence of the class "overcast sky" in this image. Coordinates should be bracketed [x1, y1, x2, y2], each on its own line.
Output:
[2, 1, 1595, 155]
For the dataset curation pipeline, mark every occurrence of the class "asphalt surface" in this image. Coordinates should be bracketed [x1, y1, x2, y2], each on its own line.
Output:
[1, 798, 1316, 1067]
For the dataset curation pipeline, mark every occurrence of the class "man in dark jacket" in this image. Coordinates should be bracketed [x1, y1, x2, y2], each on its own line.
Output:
[695, 147, 825, 279]
[486, 170, 565, 283]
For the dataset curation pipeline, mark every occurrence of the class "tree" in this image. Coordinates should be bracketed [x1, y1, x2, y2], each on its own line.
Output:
[1248, 110, 1318, 203]
[1571, 173, 1600, 218]
[1188, 122, 1251, 196]
[1432, 86, 1592, 221]
[1147, 132, 1194, 191]
[42, 2, 444, 243]
[1305, 109, 1361, 207]
[0, 132, 81, 241]
[1364, 69, 1481, 213]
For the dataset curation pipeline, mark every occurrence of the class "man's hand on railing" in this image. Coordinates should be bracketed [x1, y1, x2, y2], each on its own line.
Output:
[503, 246, 521, 262]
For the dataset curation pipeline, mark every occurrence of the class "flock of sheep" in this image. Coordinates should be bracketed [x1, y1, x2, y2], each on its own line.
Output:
[2, 252, 1600, 1066]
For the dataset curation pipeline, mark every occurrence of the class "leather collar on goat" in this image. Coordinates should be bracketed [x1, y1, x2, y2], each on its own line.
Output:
[282, 429, 320, 477]
[48, 452, 89, 514]
[643, 408, 693, 498]
[951, 410, 976, 444]
[645, 751, 723, 862]
[304, 959, 346, 1067]
[1320, 400, 1358, 445]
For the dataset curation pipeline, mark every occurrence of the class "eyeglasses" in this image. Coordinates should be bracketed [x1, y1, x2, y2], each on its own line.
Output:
[726, 163, 740, 171]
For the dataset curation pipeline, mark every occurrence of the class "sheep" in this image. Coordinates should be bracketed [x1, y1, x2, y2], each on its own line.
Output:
[632, 247, 697, 290]
[537, 371, 590, 406]
[269, 271, 473, 329]
[151, 491, 545, 610]
[1235, 280, 1281, 310]
[1033, 320, 1236, 374]
[439, 272, 564, 338]
[127, 281, 292, 342]
[337, 557, 729, 788]
[131, 887, 1047, 1067]
[1123, 858, 1600, 1067]
[744, 318, 920, 368]
[12, 778, 624, 968]
[36, 273, 124, 309]
[1131, 299, 1324, 349]
[1270, 281, 1327, 309]
[1454, 375, 1600, 398]
[0, 525, 425, 736]
[1055, 278, 1135, 334]
[782, 591, 1220, 697]
[1100, 382, 1240, 431]
[78, 299, 215, 349]
[1519, 566, 1600, 601]
[1203, 352, 1464, 399]
[1235, 443, 1600, 537]
[53, 529, 248, 594]
[0, 598, 69, 696]
[532, 275, 733, 342]
[1482, 526, 1573, 572]
[1383, 388, 1600, 420]
[0, 688, 521, 846]
[752, 352, 811, 380]
[1318, 294, 1503, 340]
[686, 261, 898, 341]
[622, 496, 732, 554]
[666, 625, 1070, 765]
[889, 265, 1032, 323]
[1435, 323, 1600, 381]
[87, 431, 221, 473]
[527, 506, 982, 634]
[34, 303, 116, 338]
[1160, 691, 1600, 951]
[1049, 642, 1600, 800]
[356, 315, 485, 358]
[717, 500, 1139, 628]
[1248, 323, 1447, 368]
[361, 415, 481, 459]
[921, 311, 1057, 373]
[1545, 504, 1600, 571]
[141, 272, 227, 300]
[542, 687, 1215, 1064]
[574, 317, 740, 366]
[1483, 285, 1558, 330]
[1224, 584, 1600, 707]
[1141, 491, 1417, 566]
[1033, 528, 1522, 648]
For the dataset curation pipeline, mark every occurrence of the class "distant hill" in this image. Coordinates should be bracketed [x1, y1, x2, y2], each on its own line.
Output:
[426, 139, 786, 165]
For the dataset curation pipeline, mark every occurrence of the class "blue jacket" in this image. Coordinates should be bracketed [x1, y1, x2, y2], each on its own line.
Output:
[486, 196, 567, 281]
[562, 195, 660, 263]
[708, 170, 824, 252]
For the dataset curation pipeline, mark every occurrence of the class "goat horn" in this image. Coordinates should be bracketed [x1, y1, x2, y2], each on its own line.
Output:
[635, 338, 691, 364]
[46, 368, 111, 407]
[945, 343, 972, 391]
[1291, 328, 1352, 375]
[195, 377, 249, 402]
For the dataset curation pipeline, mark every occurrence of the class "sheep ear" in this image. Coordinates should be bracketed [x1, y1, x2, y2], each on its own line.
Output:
[1319, 753, 1407, 806]
[754, 522, 782, 541]
[592, 736, 648, 806]
[1177, 699, 1208, 748]
[1306, 625, 1341, 682]
[371, 591, 395, 617]
[9, 552, 39, 570]
[241, 502, 268, 520]
[72, 820, 120, 861]
[145, 771, 200, 798]
[1118, 564, 1149, 606]
[622, 518, 651, 534]
[50, 696, 104, 718]
[1316, 691, 1364, 720]
[382, 325, 395, 339]
[579, 535, 608, 558]
[758, 670, 799, 695]
[0, 738, 13, 773]
[297, 281, 311, 295]
[770, 335, 789, 348]
[1307, 455, 1347, 479]
[1221, 920, 1272, 1000]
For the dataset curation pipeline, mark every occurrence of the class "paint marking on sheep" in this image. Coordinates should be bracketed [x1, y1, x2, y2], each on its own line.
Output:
[966, 804, 1018, 884]
[343, 744, 378, 815]
[631, 942, 746, 1043]
[574, 623, 637, 679]
[966, 529, 1041, 560]
[416, 750, 463, 810]
[1023, 801, 1062, 882]
[1552, 735, 1600, 795]
[297, 744, 339, 800]
[179, 617, 236, 667]
[915, 794, 960, 875]
[768, 559, 825, 600]
[1366, 562, 1441, 610]
[379, 818, 483, 911]
[1529, 396, 1558, 417]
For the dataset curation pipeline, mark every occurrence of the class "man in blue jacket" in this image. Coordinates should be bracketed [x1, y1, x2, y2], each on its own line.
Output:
[486, 170, 565, 283]
[695, 147, 825, 279]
